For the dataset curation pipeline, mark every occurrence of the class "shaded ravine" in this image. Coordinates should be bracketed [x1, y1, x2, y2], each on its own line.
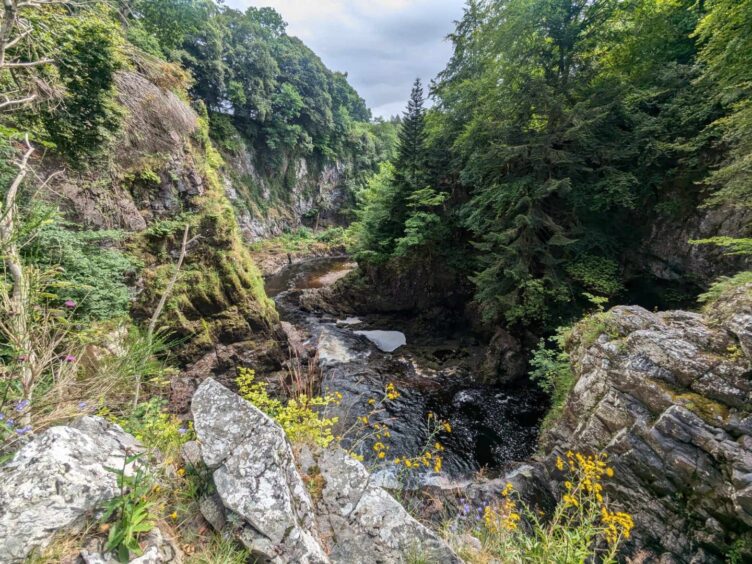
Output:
[266, 257, 546, 486]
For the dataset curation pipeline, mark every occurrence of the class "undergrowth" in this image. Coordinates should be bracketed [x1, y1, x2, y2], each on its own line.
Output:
[447, 452, 633, 563]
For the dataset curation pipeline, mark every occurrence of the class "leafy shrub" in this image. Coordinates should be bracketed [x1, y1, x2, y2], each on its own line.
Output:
[23, 206, 138, 320]
[530, 327, 575, 431]
[112, 397, 192, 461]
[101, 453, 155, 562]
[236, 367, 341, 448]
[698, 271, 752, 308]
[566, 256, 624, 297]
[42, 12, 125, 163]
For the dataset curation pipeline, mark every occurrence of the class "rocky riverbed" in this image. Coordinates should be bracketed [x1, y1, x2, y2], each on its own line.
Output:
[266, 257, 547, 485]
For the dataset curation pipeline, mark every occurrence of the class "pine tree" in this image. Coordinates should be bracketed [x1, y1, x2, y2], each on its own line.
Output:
[394, 79, 428, 194]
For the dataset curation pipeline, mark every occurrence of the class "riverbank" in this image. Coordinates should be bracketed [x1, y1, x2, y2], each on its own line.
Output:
[249, 226, 352, 276]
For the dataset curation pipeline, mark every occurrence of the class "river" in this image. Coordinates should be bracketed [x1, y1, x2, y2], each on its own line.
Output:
[266, 257, 545, 487]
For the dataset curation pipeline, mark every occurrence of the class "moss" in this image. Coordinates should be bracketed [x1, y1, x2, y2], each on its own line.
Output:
[573, 311, 620, 349]
[655, 380, 732, 424]
[132, 113, 279, 361]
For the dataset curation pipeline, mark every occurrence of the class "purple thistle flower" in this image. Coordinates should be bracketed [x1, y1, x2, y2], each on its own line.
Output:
[64, 300, 76, 309]
[6, 418, 14, 428]
[78, 401, 88, 410]
[0, 413, 5, 422]
[15, 399, 30, 412]
[178, 427, 187, 435]
[16, 425, 31, 436]
[64, 354, 77, 363]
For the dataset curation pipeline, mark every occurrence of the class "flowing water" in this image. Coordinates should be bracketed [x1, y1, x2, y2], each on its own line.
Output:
[266, 257, 545, 487]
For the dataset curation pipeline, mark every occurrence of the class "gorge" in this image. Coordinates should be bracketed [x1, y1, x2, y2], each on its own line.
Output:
[0, 0, 750, 563]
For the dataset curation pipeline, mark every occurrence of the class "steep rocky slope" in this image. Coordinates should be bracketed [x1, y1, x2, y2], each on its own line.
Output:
[539, 283, 752, 562]
[37, 63, 281, 364]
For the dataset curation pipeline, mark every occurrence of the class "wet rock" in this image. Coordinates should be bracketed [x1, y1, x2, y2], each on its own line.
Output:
[480, 327, 526, 384]
[0, 417, 140, 563]
[317, 327, 360, 367]
[541, 284, 752, 562]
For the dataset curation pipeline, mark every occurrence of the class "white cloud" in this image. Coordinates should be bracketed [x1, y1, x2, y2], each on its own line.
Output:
[225, 0, 466, 117]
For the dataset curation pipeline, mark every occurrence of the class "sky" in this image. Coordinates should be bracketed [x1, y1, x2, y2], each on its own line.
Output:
[225, 0, 467, 118]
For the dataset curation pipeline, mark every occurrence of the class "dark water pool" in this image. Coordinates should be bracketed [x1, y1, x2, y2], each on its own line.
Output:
[266, 257, 545, 485]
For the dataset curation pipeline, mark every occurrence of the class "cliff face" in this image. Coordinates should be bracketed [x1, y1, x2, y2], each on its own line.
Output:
[221, 141, 354, 242]
[641, 205, 752, 288]
[39, 67, 280, 363]
[540, 284, 752, 562]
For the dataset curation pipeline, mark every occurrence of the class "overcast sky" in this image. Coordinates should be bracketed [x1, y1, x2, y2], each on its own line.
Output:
[225, 0, 466, 118]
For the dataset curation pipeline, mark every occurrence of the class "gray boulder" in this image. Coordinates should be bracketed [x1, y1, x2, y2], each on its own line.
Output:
[305, 447, 461, 564]
[0, 417, 140, 563]
[191, 378, 460, 564]
[541, 285, 752, 562]
[191, 378, 327, 564]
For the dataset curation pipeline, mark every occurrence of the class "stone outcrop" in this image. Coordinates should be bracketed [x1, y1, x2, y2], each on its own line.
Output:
[222, 143, 351, 242]
[299, 447, 462, 564]
[0, 417, 141, 563]
[541, 283, 752, 562]
[192, 378, 327, 563]
[191, 378, 459, 564]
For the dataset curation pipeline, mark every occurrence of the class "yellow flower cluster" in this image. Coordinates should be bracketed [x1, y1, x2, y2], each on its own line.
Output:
[556, 451, 633, 545]
[601, 506, 634, 545]
[392, 414, 451, 474]
[484, 484, 521, 533]
[236, 368, 341, 448]
[385, 382, 401, 401]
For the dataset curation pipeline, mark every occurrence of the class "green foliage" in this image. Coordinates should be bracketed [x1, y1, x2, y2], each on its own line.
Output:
[566, 257, 624, 298]
[22, 206, 138, 320]
[727, 533, 752, 564]
[530, 327, 574, 430]
[101, 454, 156, 562]
[186, 536, 249, 564]
[695, 0, 752, 210]
[42, 12, 125, 163]
[112, 398, 192, 460]
[347, 0, 748, 326]
[352, 81, 451, 262]
[236, 367, 341, 448]
[451, 453, 633, 563]
[691, 237, 752, 256]
[698, 271, 752, 307]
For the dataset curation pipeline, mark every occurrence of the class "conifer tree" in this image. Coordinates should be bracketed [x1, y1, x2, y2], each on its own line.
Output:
[394, 79, 428, 194]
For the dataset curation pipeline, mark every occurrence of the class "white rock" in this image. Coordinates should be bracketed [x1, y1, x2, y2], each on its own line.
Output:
[0, 417, 140, 563]
[354, 330, 407, 353]
[192, 379, 328, 564]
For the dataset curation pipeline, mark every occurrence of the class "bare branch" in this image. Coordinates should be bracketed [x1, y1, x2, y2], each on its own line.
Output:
[3, 28, 31, 50]
[2, 58, 54, 68]
[0, 93, 36, 109]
